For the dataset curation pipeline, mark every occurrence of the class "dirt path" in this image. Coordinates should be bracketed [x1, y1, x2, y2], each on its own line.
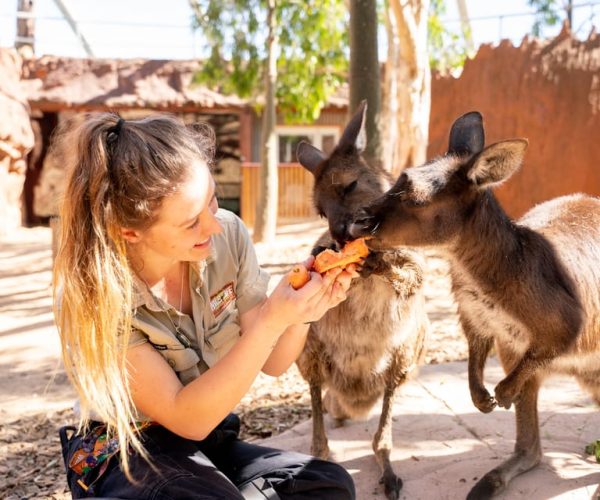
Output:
[0, 222, 466, 499]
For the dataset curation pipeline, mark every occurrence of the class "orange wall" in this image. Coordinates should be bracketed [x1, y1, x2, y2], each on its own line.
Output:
[428, 29, 600, 218]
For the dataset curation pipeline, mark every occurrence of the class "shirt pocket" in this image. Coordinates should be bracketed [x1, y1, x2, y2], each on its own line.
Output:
[131, 322, 201, 380]
[203, 309, 241, 367]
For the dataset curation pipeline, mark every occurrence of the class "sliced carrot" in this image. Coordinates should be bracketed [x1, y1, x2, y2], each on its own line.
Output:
[341, 238, 369, 259]
[313, 238, 369, 273]
[288, 265, 311, 289]
[288, 238, 369, 289]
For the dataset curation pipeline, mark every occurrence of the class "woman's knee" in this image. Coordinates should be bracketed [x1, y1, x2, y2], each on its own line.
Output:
[298, 459, 355, 500]
[257, 457, 355, 500]
[149, 471, 244, 499]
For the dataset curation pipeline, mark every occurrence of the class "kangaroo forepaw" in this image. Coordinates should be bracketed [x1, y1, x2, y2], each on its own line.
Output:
[466, 469, 505, 499]
[379, 472, 402, 500]
[494, 379, 520, 410]
[471, 388, 497, 414]
[359, 251, 388, 278]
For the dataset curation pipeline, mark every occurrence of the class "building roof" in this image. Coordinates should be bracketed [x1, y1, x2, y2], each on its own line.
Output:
[20, 55, 350, 113]
[20, 56, 247, 111]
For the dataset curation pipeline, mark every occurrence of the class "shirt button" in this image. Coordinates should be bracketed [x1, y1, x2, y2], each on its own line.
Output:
[167, 359, 176, 368]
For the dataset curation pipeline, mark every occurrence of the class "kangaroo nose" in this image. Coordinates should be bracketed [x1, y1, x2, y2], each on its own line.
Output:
[331, 221, 348, 244]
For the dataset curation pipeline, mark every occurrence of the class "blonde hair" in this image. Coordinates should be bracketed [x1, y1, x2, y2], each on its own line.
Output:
[53, 113, 214, 476]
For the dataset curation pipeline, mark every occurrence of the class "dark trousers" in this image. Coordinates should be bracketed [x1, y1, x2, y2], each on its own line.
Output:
[60, 414, 355, 499]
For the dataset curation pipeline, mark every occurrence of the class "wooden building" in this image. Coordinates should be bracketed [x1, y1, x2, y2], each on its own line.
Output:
[20, 55, 348, 229]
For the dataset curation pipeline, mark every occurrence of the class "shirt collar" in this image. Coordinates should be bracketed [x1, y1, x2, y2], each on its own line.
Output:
[131, 253, 213, 311]
[131, 273, 164, 312]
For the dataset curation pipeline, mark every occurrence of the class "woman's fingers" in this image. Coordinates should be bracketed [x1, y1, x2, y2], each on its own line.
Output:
[344, 263, 361, 278]
[303, 255, 315, 269]
[276, 260, 358, 325]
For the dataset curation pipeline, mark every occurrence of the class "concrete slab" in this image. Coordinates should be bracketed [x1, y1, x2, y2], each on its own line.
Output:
[258, 359, 600, 499]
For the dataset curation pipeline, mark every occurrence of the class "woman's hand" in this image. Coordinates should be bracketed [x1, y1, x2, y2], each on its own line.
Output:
[260, 257, 358, 332]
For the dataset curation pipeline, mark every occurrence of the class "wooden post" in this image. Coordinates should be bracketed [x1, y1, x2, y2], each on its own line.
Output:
[16, 0, 35, 57]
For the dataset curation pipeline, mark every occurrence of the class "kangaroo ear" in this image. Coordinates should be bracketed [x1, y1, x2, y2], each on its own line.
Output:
[297, 141, 326, 174]
[338, 100, 367, 153]
[448, 111, 485, 156]
[468, 139, 528, 188]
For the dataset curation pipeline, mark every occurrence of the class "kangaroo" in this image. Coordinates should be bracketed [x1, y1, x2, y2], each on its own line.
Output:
[295, 102, 429, 499]
[349, 111, 600, 498]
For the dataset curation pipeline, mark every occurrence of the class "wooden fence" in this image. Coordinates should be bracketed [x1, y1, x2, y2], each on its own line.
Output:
[240, 162, 316, 228]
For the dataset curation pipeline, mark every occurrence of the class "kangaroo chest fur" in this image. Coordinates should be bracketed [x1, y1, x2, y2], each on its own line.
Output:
[312, 273, 418, 380]
[448, 193, 600, 378]
[450, 261, 531, 355]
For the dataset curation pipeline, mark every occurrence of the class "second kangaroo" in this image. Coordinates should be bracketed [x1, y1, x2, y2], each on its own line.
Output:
[295, 102, 429, 500]
[350, 111, 600, 499]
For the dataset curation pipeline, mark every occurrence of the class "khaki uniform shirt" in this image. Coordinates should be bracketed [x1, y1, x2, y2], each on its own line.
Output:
[128, 209, 270, 385]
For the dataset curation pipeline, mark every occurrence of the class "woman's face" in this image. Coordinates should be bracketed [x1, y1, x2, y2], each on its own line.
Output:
[130, 161, 222, 263]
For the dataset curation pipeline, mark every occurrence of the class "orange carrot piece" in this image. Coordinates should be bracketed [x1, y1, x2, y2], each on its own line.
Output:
[313, 238, 369, 273]
[288, 265, 311, 289]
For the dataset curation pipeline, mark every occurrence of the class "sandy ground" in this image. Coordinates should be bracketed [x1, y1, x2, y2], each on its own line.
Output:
[0, 221, 469, 499]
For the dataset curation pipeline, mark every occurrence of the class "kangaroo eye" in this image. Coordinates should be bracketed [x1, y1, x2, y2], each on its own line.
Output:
[343, 180, 358, 196]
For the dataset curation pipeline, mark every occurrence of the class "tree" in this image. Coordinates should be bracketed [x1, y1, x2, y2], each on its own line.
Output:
[381, 0, 431, 176]
[349, 0, 381, 166]
[529, 0, 574, 37]
[189, 0, 348, 242]
[427, 0, 471, 74]
[352, 0, 469, 175]
[256, 0, 278, 243]
[455, 0, 474, 53]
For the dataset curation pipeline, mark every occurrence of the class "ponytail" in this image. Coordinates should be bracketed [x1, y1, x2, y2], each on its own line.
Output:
[53, 113, 214, 476]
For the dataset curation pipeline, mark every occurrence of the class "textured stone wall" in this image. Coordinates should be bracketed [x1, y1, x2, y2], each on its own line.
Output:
[429, 27, 600, 218]
[0, 48, 34, 235]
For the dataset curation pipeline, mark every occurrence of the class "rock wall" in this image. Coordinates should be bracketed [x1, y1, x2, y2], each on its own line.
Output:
[0, 48, 34, 235]
[429, 27, 600, 218]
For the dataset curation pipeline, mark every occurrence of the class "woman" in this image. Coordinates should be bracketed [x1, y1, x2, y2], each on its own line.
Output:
[54, 113, 357, 499]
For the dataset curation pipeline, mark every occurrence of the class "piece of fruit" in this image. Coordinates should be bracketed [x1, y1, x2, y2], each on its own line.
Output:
[341, 237, 370, 259]
[313, 238, 369, 273]
[287, 238, 369, 288]
[288, 265, 311, 290]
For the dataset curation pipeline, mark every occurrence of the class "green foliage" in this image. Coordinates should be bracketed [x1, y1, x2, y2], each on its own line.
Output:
[585, 440, 600, 463]
[191, 0, 348, 124]
[428, 0, 471, 73]
[528, 0, 562, 37]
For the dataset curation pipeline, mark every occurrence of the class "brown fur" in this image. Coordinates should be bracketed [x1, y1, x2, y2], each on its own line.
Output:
[296, 102, 429, 499]
[349, 111, 600, 498]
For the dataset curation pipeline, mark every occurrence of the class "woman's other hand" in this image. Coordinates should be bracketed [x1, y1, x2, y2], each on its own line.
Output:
[261, 257, 359, 331]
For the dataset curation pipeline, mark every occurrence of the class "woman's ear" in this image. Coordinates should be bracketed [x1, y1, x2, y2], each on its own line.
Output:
[121, 227, 142, 243]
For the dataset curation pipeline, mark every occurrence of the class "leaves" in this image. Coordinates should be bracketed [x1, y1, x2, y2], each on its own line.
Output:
[585, 439, 600, 463]
[428, 0, 471, 73]
[190, 0, 348, 124]
[528, 0, 562, 37]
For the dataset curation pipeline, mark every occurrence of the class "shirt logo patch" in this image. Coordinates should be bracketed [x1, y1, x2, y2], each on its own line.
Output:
[210, 282, 236, 317]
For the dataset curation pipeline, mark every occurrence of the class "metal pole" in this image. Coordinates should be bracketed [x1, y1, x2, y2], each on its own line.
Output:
[52, 0, 95, 57]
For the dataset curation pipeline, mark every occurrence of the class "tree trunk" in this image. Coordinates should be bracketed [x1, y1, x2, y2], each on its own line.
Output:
[16, 0, 35, 57]
[566, 0, 573, 29]
[381, 0, 431, 176]
[253, 0, 278, 243]
[349, 0, 381, 166]
[456, 0, 474, 53]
